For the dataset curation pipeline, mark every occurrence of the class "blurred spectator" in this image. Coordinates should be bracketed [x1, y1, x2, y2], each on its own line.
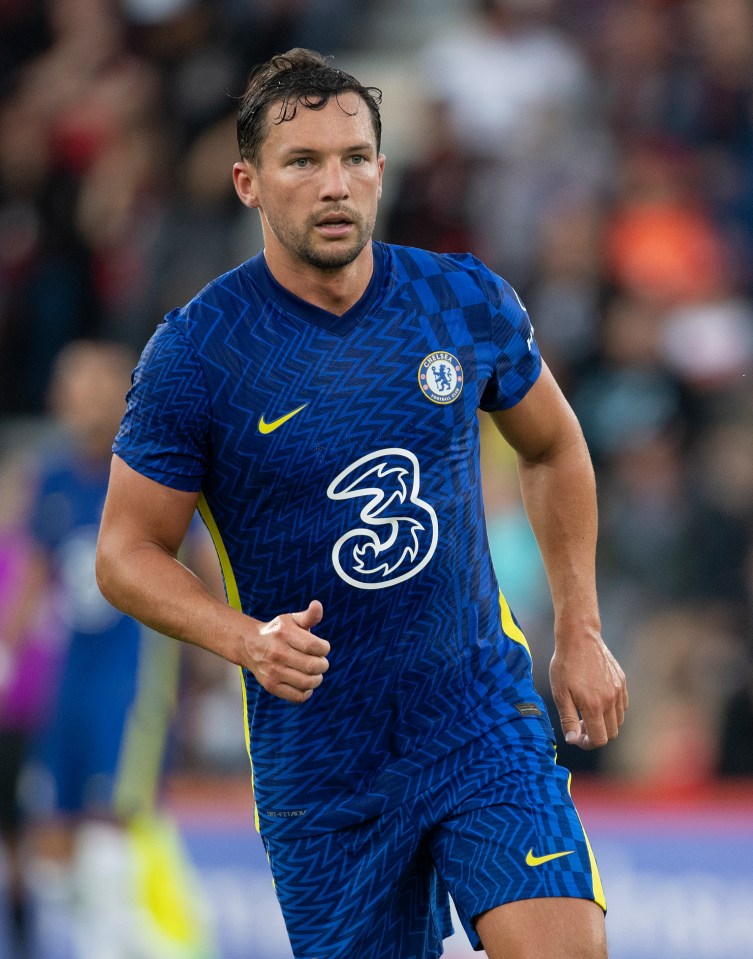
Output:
[0, 1, 49, 89]
[591, 0, 697, 142]
[684, 419, 753, 607]
[598, 432, 694, 603]
[570, 294, 688, 465]
[136, 113, 256, 348]
[524, 197, 605, 383]
[612, 605, 747, 782]
[0, 91, 100, 413]
[126, 1, 241, 145]
[659, 297, 753, 396]
[385, 100, 483, 257]
[684, 0, 753, 151]
[718, 667, 753, 776]
[418, 0, 609, 285]
[604, 138, 730, 307]
[717, 530, 753, 776]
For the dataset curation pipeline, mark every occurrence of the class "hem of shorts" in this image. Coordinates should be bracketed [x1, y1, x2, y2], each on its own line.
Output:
[292, 939, 448, 959]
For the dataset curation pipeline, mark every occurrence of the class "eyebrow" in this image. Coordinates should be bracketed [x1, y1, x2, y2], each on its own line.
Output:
[282, 142, 375, 158]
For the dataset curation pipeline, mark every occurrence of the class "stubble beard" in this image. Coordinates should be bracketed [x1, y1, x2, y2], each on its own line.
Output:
[267, 207, 376, 273]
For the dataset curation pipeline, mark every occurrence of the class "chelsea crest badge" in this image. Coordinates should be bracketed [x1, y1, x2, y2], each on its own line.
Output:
[418, 351, 464, 405]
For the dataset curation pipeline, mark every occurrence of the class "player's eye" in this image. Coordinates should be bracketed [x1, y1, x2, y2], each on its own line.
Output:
[349, 155, 366, 165]
[292, 157, 310, 168]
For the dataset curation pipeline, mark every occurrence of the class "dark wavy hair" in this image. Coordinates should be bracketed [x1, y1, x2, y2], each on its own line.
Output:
[236, 48, 383, 163]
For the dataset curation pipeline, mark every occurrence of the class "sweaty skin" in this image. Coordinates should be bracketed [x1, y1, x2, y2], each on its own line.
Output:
[232, 93, 385, 315]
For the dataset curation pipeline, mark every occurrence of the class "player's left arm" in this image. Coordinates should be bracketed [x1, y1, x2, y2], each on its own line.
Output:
[488, 361, 628, 750]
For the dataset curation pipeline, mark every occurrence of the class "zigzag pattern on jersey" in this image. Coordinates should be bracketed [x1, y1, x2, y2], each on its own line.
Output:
[117, 322, 213, 490]
[115, 242, 552, 836]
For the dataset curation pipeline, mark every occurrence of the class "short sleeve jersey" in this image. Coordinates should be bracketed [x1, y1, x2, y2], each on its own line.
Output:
[114, 241, 553, 834]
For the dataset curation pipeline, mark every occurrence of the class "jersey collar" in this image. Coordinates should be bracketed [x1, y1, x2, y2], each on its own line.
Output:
[244, 241, 387, 337]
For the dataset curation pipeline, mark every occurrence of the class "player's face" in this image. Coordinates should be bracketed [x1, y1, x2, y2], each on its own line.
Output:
[235, 93, 384, 273]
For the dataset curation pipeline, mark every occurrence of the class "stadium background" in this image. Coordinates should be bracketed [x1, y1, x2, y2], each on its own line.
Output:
[1, 0, 752, 956]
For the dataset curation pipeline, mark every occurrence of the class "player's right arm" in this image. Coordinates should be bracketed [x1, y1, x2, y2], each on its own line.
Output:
[95, 455, 329, 703]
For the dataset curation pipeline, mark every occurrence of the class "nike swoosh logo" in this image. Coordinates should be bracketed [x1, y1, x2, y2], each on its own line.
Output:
[525, 848, 575, 867]
[258, 404, 308, 435]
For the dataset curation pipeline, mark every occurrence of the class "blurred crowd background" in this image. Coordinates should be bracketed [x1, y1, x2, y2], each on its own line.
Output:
[2, 0, 753, 857]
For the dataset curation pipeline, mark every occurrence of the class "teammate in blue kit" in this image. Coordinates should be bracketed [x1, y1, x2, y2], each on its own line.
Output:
[96, 48, 628, 959]
[24, 342, 144, 823]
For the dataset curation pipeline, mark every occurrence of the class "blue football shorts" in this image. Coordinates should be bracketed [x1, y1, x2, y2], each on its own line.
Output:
[260, 720, 606, 959]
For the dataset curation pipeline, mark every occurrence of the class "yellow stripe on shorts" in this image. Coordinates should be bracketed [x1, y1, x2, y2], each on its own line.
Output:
[567, 770, 607, 912]
[498, 588, 532, 659]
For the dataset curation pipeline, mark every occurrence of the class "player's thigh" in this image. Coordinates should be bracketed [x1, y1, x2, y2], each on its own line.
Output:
[261, 807, 451, 959]
[429, 729, 605, 950]
[477, 896, 607, 959]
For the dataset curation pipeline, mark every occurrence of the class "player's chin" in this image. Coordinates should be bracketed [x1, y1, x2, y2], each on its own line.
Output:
[308, 242, 365, 271]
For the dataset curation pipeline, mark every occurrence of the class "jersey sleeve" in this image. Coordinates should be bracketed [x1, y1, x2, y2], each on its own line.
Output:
[478, 270, 542, 412]
[113, 317, 211, 492]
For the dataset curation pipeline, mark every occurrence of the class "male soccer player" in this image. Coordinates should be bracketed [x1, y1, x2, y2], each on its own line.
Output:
[96, 48, 628, 959]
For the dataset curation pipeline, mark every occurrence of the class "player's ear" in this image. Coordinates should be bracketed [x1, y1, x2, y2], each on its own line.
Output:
[377, 153, 385, 200]
[233, 161, 260, 209]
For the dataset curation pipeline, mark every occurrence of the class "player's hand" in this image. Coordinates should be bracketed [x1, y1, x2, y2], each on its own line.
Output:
[245, 600, 330, 704]
[549, 629, 628, 750]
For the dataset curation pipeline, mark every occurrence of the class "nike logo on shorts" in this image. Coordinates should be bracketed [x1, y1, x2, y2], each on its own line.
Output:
[525, 848, 575, 867]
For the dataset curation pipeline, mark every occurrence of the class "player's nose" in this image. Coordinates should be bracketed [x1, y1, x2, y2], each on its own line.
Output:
[319, 158, 349, 200]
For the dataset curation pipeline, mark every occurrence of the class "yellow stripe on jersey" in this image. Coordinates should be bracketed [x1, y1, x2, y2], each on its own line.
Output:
[567, 770, 607, 912]
[498, 588, 532, 659]
[240, 664, 260, 834]
[197, 493, 242, 612]
[197, 493, 259, 833]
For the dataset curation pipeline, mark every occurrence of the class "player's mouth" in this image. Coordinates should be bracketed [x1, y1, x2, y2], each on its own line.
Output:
[315, 213, 355, 238]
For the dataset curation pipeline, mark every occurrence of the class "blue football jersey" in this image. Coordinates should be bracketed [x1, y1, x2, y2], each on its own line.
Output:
[114, 241, 554, 834]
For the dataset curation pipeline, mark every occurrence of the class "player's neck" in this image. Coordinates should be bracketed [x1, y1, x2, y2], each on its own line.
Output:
[263, 244, 374, 316]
